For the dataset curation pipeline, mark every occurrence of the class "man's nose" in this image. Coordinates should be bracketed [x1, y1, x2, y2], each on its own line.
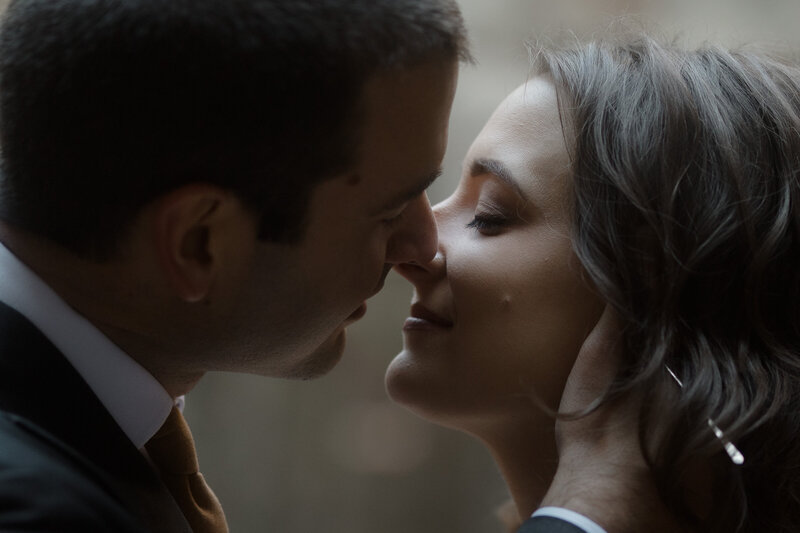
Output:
[391, 196, 451, 286]
[393, 248, 446, 289]
[384, 192, 438, 265]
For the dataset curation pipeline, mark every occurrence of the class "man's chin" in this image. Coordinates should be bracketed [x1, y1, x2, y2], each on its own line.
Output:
[283, 328, 347, 380]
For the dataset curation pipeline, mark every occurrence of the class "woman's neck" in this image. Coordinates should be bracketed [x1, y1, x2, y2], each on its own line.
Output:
[472, 417, 559, 523]
[471, 416, 701, 533]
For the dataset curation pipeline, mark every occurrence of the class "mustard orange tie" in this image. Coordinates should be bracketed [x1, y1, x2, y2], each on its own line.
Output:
[145, 407, 229, 533]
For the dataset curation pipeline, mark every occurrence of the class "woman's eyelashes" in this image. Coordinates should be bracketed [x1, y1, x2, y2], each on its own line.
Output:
[465, 202, 513, 235]
[466, 213, 508, 234]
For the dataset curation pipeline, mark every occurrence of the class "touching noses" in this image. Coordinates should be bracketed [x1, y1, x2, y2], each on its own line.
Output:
[385, 192, 439, 265]
[392, 199, 448, 287]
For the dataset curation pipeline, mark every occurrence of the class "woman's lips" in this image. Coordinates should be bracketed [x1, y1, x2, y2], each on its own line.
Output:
[403, 302, 453, 331]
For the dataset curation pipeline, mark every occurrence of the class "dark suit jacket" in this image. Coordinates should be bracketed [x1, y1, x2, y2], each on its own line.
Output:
[517, 516, 588, 533]
[0, 301, 191, 532]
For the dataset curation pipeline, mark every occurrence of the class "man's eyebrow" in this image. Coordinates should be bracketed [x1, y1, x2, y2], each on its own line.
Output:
[374, 168, 443, 214]
[469, 158, 528, 200]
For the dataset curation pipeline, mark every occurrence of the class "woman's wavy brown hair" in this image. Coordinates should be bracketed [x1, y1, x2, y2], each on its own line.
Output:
[535, 37, 800, 531]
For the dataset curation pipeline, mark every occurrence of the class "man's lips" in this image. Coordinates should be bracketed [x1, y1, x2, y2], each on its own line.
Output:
[373, 264, 393, 296]
[346, 265, 394, 324]
[403, 302, 453, 331]
[347, 302, 367, 321]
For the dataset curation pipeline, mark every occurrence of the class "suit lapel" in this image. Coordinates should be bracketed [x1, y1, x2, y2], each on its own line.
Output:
[0, 300, 191, 533]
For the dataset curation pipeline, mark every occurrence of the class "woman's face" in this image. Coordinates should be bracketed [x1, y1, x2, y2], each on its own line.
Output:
[386, 77, 604, 431]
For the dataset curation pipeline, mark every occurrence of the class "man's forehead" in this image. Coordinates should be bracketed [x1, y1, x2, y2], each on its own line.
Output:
[340, 59, 456, 214]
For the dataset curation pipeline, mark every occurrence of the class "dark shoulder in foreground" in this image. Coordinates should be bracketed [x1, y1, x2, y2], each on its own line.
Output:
[0, 411, 148, 533]
[517, 516, 588, 533]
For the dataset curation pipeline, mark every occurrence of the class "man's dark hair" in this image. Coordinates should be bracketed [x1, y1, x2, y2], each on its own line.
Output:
[0, 0, 470, 259]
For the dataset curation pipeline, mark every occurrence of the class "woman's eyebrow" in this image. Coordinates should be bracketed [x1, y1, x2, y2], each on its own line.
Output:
[469, 157, 529, 201]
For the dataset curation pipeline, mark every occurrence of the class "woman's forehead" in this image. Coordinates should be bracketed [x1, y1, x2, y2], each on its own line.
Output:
[464, 77, 570, 200]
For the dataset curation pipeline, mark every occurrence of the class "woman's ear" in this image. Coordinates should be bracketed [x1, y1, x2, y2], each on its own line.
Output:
[149, 184, 257, 303]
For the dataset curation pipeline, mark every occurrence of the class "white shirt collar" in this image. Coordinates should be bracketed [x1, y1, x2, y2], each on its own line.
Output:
[532, 507, 608, 533]
[0, 241, 174, 448]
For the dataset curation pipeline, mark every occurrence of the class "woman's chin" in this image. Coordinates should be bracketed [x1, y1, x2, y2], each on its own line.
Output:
[385, 350, 507, 434]
[385, 350, 464, 429]
[385, 351, 433, 412]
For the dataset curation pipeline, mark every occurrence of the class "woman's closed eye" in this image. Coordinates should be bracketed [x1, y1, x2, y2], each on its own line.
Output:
[466, 203, 512, 236]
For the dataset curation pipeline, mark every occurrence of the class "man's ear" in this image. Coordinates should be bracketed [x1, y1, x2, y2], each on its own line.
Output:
[149, 184, 256, 303]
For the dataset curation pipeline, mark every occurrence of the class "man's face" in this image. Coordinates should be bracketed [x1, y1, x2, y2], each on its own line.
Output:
[212, 60, 459, 378]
